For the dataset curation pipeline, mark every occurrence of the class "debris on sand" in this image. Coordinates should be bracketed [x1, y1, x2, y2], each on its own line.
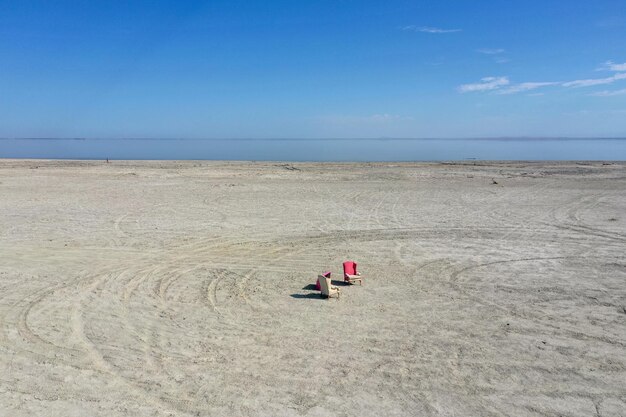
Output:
[277, 163, 301, 171]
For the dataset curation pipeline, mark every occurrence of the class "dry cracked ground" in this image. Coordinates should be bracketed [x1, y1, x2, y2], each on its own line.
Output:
[0, 160, 625, 416]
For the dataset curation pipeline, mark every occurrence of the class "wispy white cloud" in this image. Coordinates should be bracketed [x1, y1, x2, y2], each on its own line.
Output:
[562, 72, 626, 87]
[458, 77, 509, 93]
[368, 113, 413, 121]
[494, 57, 511, 64]
[496, 82, 559, 95]
[321, 114, 414, 124]
[598, 60, 626, 72]
[458, 60, 626, 95]
[477, 48, 505, 55]
[589, 88, 626, 97]
[402, 25, 461, 33]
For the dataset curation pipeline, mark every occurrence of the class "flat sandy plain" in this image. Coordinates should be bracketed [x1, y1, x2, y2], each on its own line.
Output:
[0, 160, 625, 417]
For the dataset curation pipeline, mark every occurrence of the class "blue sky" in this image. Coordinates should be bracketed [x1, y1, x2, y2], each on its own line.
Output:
[1, 0, 626, 138]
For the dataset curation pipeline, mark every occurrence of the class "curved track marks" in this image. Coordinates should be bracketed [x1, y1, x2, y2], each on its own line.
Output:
[2, 161, 626, 416]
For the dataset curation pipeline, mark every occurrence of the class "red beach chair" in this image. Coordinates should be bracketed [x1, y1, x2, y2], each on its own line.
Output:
[316, 271, 332, 291]
[343, 261, 363, 285]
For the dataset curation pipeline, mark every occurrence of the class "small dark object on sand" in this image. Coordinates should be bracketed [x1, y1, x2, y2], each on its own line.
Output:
[278, 164, 301, 171]
[492, 179, 498, 185]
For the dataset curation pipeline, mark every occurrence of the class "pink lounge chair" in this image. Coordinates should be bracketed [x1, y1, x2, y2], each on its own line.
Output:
[343, 261, 363, 285]
[316, 271, 332, 291]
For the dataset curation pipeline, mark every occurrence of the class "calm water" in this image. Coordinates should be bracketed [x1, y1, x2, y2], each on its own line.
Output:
[1, 138, 626, 161]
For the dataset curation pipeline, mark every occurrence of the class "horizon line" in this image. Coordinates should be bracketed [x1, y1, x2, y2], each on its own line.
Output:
[2, 136, 626, 141]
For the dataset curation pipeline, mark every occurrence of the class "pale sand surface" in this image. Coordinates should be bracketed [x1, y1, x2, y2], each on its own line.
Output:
[0, 160, 625, 417]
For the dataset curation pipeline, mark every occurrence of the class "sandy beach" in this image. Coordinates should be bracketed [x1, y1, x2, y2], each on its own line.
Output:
[0, 159, 625, 417]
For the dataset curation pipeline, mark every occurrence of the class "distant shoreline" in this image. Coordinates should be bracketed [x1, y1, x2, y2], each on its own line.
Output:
[1, 159, 625, 165]
[3, 138, 625, 161]
[2, 137, 626, 142]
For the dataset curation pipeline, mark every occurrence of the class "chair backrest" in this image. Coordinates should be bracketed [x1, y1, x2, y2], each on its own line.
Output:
[318, 274, 331, 295]
[343, 261, 357, 276]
